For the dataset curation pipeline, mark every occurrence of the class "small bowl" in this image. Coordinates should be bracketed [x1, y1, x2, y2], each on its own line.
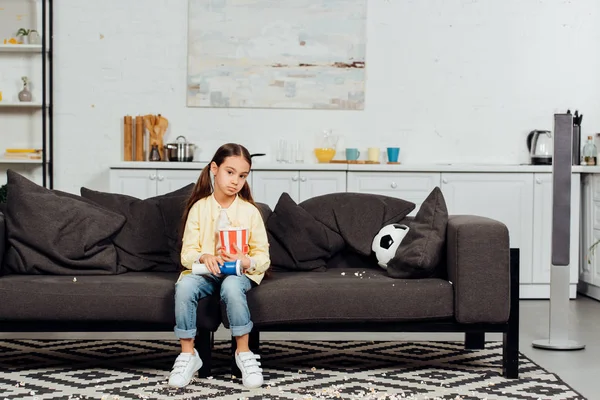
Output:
[314, 148, 336, 163]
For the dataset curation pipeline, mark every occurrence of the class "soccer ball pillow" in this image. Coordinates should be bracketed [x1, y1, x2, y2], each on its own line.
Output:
[371, 224, 410, 269]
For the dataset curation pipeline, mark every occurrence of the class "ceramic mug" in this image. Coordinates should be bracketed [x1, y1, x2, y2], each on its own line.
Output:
[346, 148, 360, 161]
[387, 147, 400, 163]
[367, 147, 380, 162]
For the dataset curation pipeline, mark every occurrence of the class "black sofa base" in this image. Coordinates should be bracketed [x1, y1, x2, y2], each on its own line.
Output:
[231, 248, 520, 380]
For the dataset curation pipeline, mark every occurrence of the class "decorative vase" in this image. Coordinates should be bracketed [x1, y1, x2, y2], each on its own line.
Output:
[18, 82, 32, 102]
[28, 31, 41, 45]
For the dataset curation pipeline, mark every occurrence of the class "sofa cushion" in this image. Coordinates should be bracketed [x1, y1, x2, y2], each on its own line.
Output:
[81, 184, 194, 272]
[0, 272, 220, 331]
[221, 268, 453, 327]
[3, 170, 126, 275]
[255, 202, 272, 222]
[299, 193, 416, 256]
[266, 193, 344, 271]
[387, 187, 448, 279]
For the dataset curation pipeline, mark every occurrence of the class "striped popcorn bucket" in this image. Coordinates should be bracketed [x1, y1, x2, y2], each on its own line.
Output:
[219, 227, 249, 255]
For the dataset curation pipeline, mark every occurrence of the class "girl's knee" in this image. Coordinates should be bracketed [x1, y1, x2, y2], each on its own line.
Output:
[175, 278, 199, 301]
[220, 276, 248, 299]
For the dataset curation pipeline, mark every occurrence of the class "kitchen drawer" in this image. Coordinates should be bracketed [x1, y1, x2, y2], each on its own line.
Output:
[347, 172, 440, 214]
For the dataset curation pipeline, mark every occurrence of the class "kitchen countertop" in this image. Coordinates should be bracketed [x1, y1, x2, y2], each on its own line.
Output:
[110, 161, 599, 173]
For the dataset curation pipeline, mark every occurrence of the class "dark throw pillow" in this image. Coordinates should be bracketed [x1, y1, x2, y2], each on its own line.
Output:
[267, 193, 345, 271]
[153, 184, 194, 269]
[387, 187, 448, 279]
[3, 170, 126, 275]
[300, 192, 416, 256]
[80, 183, 194, 272]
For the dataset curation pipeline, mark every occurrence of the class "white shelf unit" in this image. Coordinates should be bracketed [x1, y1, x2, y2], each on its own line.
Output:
[0, 0, 53, 188]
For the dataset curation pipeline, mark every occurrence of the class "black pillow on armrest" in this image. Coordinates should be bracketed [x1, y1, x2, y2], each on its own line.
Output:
[3, 170, 126, 275]
[387, 187, 448, 279]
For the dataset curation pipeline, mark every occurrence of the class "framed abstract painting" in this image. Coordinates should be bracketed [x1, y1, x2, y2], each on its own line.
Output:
[187, 0, 367, 110]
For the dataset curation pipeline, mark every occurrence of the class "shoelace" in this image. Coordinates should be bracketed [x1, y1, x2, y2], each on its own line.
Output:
[239, 353, 263, 375]
[171, 355, 191, 375]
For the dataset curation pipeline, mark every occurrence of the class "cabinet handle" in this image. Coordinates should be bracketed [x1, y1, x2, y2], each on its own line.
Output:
[149, 174, 157, 180]
[157, 174, 164, 181]
[292, 175, 299, 181]
[442, 178, 448, 184]
[536, 178, 542, 184]
[390, 182, 397, 189]
[300, 177, 307, 182]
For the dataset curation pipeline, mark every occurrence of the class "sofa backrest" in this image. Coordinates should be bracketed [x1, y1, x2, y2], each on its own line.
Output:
[256, 202, 272, 224]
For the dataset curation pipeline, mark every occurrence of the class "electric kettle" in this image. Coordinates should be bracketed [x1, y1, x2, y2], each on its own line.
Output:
[526, 130, 553, 165]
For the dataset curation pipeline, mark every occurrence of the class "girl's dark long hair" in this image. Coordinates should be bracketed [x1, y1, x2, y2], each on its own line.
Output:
[181, 143, 255, 232]
[179, 143, 271, 277]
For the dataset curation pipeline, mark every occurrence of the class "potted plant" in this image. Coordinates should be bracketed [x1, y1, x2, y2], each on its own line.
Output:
[16, 28, 30, 44]
[16, 28, 39, 45]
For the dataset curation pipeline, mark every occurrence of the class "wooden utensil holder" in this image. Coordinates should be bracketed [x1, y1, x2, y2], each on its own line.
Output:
[123, 115, 133, 161]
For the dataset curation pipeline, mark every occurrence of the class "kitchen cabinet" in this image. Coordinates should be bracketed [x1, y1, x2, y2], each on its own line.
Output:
[579, 174, 600, 300]
[251, 170, 347, 209]
[346, 172, 440, 216]
[109, 169, 199, 199]
[441, 173, 534, 285]
[441, 172, 580, 298]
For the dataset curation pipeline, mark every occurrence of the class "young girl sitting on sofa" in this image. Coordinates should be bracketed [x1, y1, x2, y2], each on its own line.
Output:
[169, 143, 270, 389]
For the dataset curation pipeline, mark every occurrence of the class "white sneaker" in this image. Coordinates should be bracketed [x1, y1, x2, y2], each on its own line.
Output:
[235, 351, 264, 388]
[168, 349, 203, 388]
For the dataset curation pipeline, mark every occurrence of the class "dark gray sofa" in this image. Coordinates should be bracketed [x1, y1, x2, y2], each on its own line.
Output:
[0, 171, 519, 380]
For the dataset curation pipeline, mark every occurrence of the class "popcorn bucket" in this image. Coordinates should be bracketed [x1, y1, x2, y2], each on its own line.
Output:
[219, 227, 249, 255]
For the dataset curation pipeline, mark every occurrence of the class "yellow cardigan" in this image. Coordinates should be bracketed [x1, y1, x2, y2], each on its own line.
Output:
[180, 194, 270, 285]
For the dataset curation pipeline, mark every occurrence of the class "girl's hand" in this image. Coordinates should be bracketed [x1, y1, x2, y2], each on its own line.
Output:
[199, 254, 223, 274]
[221, 245, 251, 270]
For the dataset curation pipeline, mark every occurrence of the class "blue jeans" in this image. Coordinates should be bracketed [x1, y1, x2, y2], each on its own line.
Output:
[174, 273, 254, 339]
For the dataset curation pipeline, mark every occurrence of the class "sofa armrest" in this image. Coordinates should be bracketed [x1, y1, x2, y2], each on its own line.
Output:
[0, 211, 5, 270]
[447, 215, 510, 324]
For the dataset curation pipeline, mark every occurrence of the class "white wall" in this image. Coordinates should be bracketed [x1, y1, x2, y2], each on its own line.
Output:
[3, 0, 600, 193]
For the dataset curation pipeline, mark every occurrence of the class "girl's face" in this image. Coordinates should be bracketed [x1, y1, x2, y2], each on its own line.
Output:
[211, 156, 250, 197]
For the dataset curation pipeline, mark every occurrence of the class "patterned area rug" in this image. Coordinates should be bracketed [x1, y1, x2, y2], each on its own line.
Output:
[0, 340, 586, 400]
